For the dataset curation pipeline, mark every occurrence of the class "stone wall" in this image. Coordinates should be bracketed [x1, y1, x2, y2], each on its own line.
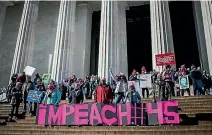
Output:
[32, 1, 60, 76]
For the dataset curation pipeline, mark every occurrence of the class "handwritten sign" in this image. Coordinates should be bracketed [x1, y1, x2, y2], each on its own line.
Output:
[24, 66, 36, 76]
[26, 90, 43, 103]
[42, 73, 51, 84]
[139, 74, 152, 88]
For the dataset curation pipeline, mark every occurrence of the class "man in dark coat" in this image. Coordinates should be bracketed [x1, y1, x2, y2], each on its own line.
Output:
[8, 82, 22, 120]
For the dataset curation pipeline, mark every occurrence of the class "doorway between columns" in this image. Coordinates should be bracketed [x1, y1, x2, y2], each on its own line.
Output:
[169, 1, 200, 68]
[126, 5, 152, 76]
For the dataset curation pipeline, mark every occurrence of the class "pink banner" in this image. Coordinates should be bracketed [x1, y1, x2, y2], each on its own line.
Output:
[36, 101, 179, 126]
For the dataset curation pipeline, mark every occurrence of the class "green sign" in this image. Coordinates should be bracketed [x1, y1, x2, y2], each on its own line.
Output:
[42, 73, 51, 84]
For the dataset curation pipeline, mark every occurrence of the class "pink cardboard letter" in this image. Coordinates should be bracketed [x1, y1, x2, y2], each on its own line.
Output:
[117, 103, 131, 125]
[101, 105, 117, 125]
[146, 102, 163, 124]
[48, 105, 62, 125]
[163, 101, 180, 124]
[74, 104, 89, 125]
[37, 104, 47, 125]
[62, 104, 75, 125]
[89, 103, 102, 125]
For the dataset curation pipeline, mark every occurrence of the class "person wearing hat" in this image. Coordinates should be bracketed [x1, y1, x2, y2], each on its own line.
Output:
[125, 82, 141, 103]
[94, 77, 113, 104]
[7, 74, 18, 102]
[8, 82, 23, 121]
[109, 69, 128, 104]
[140, 66, 149, 98]
[44, 84, 61, 105]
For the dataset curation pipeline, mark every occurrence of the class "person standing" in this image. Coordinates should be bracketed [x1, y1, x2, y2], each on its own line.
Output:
[94, 78, 113, 104]
[109, 69, 128, 104]
[8, 82, 22, 121]
[21, 76, 34, 114]
[44, 84, 61, 105]
[141, 66, 149, 98]
[125, 82, 141, 103]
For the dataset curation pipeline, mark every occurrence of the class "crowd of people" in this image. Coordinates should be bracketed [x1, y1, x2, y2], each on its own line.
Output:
[5, 64, 212, 121]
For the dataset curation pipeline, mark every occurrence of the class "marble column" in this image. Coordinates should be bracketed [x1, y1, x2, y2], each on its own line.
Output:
[98, 1, 119, 80]
[73, 3, 93, 78]
[118, 2, 128, 78]
[10, 1, 39, 77]
[150, 1, 175, 71]
[199, 1, 212, 75]
[51, 1, 76, 82]
[193, 1, 209, 72]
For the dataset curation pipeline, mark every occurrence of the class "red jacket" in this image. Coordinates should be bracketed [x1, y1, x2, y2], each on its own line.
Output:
[95, 85, 113, 104]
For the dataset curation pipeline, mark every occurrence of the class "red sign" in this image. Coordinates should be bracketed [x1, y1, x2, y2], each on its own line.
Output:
[155, 53, 176, 66]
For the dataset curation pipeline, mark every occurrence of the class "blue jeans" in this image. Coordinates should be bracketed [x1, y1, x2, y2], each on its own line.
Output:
[115, 92, 125, 104]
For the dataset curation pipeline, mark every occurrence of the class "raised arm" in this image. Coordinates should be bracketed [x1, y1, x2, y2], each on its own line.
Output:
[109, 69, 117, 83]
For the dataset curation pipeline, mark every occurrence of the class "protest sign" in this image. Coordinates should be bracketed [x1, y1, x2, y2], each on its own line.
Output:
[24, 66, 36, 76]
[179, 75, 189, 89]
[139, 74, 152, 88]
[155, 53, 176, 66]
[26, 90, 43, 103]
[42, 73, 51, 84]
[36, 101, 179, 126]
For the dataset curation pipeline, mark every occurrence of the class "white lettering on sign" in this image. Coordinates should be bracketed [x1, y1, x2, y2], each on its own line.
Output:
[157, 56, 174, 63]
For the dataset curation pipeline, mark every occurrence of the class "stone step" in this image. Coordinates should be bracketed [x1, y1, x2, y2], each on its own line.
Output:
[1, 129, 212, 135]
[3, 125, 212, 130]
[1, 125, 212, 130]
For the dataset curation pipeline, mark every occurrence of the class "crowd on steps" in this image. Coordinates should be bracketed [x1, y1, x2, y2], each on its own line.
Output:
[5, 64, 212, 121]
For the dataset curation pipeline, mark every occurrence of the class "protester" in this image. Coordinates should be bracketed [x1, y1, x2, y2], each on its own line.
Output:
[7, 74, 18, 102]
[21, 76, 34, 114]
[61, 79, 68, 100]
[70, 83, 84, 104]
[94, 78, 113, 104]
[141, 66, 149, 98]
[16, 72, 26, 83]
[8, 82, 22, 121]
[125, 82, 141, 103]
[44, 84, 61, 105]
[129, 69, 138, 81]
[202, 71, 211, 95]
[33, 73, 40, 86]
[110, 70, 128, 104]
[190, 65, 204, 95]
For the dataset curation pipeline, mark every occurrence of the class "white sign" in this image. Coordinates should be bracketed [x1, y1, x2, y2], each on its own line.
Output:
[139, 74, 152, 88]
[24, 66, 36, 76]
[128, 81, 141, 96]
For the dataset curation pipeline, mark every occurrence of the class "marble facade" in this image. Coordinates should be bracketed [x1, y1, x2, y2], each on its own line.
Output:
[0, 1, 211, 86]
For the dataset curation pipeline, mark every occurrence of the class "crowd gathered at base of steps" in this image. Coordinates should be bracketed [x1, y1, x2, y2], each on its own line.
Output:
[5, 64, 212, 121]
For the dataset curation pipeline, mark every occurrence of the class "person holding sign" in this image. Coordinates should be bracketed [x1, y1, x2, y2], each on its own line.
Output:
[125, 82, 141, 103]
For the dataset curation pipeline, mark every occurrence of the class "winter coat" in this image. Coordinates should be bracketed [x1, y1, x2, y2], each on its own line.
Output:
[95, 85, 113, 104]
[22, 81, 34, 100]
[10, 87, 22, 105]
[125, 89, 141, 103]
[44, 89, 61, 105]
[70, 89, 83, 104]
